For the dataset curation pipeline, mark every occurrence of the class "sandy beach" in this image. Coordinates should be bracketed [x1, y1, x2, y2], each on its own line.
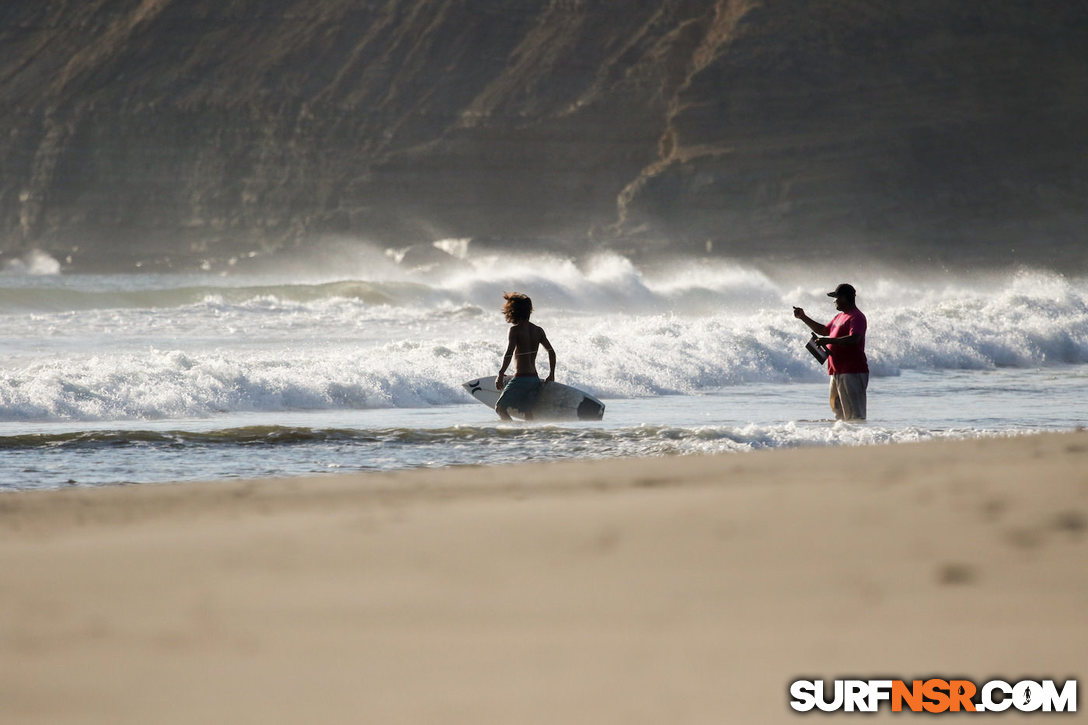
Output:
[3, 431, 1086, 723]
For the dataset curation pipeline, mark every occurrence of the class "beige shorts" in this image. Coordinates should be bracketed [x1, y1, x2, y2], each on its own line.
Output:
[830, 373, 869, 421]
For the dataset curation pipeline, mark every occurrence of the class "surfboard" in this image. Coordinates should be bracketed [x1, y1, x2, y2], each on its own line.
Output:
[462, 376, 605, 421]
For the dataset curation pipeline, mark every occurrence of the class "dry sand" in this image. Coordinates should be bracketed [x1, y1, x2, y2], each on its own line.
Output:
[2, 432, 1087, 723]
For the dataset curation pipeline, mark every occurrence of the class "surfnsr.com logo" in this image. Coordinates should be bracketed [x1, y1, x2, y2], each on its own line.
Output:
[789, 679, 1077, 713]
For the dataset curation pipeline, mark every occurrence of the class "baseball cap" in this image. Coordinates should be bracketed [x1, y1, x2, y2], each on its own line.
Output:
[827, 283, 857, 299]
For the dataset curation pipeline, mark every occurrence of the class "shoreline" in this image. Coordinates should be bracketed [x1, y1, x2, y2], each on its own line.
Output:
[3, 431, 1087, 722]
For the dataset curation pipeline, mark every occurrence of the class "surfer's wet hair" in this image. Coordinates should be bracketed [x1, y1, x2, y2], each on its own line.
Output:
[503, 292, 533, 323]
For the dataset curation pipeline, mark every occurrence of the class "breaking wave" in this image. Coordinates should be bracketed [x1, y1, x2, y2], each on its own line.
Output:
[0, 250, 1085, 422]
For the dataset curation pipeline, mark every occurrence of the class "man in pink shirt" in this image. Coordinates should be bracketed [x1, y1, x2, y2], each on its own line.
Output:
[793, 283, 869, 421]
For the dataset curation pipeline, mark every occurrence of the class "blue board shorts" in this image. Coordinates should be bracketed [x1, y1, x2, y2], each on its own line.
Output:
[496, 375, 543, 413]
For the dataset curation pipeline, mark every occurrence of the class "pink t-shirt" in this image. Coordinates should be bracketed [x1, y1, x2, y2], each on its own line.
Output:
[826, 309, 868, 375]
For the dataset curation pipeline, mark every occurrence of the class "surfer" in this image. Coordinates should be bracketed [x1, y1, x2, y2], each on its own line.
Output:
[495, 292, 556, 421]
[793, 283, 869, 421]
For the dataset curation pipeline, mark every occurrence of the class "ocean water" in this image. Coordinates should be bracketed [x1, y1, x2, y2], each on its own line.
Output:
[1, 245, 1086, 491]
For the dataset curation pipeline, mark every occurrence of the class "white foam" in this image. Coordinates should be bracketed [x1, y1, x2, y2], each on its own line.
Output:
[0, 255, 1086, 420]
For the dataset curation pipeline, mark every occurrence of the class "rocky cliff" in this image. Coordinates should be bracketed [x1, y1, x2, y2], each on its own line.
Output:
[2, 1, 1087, 271]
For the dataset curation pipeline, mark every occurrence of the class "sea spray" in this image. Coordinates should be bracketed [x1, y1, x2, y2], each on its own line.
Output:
[1, 257, 1086, 421]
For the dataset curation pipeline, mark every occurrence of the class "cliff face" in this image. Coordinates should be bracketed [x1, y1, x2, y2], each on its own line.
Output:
[1, 1, 1087, 270]
[619, 1, 1088, 263]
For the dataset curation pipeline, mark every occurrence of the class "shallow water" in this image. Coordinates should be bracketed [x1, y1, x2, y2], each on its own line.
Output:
[2, 367, 1084, 490]
[2, 249, 1086, 490]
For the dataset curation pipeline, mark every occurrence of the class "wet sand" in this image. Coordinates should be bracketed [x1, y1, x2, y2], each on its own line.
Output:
[3, 432, 1086, 723]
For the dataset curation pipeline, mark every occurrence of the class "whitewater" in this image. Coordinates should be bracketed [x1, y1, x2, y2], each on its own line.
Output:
[1, 243, 1086, 490]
